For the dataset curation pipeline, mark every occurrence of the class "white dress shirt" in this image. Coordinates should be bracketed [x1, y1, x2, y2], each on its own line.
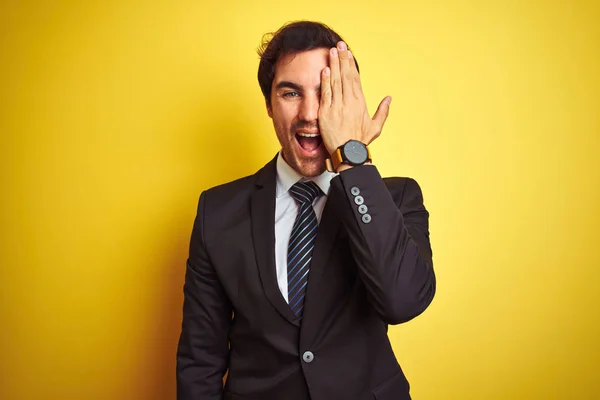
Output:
[275, 152, 337, 303]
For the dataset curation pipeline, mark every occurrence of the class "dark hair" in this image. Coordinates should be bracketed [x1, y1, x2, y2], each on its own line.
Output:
[257, 21, 358, 107]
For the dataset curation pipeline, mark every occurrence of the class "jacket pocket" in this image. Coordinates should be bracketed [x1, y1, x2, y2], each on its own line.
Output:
[372, 372, 411, 400]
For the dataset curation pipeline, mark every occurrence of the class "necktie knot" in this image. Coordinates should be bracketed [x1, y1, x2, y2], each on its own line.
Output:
[289, 181, 321, 206]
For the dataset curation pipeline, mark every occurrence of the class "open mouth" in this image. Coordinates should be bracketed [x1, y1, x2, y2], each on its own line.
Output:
[295, 132, 323, 153]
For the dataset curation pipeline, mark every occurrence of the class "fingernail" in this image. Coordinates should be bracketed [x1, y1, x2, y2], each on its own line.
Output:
[324, 67, 330, 76]
[338, 42, 347, 51]
[348, 50, 353, 59]
[331, 48, 337, 57]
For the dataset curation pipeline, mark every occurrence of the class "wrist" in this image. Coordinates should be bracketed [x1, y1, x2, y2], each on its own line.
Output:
[335, 161, 373, 173]
[336, 164, 353, 173]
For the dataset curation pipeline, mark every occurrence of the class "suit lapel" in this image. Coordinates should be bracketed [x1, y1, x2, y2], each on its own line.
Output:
[308, 196, 342, 286]
[251, 156, 300, 326]
[300, 184, 342, 340]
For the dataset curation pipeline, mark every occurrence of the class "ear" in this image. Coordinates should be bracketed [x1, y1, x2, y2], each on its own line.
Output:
[266, 99, 273, 118]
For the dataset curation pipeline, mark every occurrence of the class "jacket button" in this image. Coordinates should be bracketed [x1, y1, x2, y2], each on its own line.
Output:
[358, 204, 368, 214]
[362, 214, 371, 224]
[354, 195, 364, 205]
[350, 186, 360, 196]
[302, 351, 314, 363]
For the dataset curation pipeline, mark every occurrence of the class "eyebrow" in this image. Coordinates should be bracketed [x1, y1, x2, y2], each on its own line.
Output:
[275, 81, 321, 92]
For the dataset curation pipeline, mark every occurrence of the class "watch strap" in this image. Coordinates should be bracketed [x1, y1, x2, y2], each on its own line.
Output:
[329, 147, 345, 171]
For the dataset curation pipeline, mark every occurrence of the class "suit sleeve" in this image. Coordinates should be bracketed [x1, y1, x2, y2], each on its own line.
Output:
[330, 165, 436, 325]
[177, 191, 232, 399]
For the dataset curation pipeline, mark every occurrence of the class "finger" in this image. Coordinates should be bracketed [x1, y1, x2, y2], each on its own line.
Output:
[372, 96, 392, 132]
[337, 41, 352, 100]
[329, 47, 342, 104]
[348, 50, 363, 97]
[320, 67, 332, 109]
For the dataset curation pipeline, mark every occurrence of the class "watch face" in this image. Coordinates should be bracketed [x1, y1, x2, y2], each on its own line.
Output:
[343, 140, 369, 165]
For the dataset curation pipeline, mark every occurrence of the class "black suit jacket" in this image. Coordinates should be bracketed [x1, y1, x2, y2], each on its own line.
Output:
[177, 156, 436, 400]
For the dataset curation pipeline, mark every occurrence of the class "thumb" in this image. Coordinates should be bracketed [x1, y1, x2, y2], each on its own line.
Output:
[372, 96, 392, 130]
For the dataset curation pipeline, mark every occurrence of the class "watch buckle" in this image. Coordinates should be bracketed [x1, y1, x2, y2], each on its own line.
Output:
[325, 158, 335, 172]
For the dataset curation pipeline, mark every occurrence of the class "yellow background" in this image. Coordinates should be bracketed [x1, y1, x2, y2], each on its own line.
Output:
[1, 1, 599, 399]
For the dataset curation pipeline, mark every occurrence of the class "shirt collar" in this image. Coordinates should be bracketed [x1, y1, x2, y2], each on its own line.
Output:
[275, 151, 337, 198]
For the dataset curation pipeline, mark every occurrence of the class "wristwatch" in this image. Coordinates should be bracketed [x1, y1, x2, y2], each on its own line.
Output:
[326, 140, 372, 172]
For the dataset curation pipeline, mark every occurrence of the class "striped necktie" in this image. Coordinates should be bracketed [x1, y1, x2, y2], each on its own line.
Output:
[287, 181, 322, 319]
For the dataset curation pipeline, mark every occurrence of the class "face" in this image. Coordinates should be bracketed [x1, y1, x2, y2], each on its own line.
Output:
[268, 48, 329, 177]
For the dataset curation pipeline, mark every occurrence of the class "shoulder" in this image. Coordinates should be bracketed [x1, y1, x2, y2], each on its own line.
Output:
[383, 177, 427, 211]
[383, 177, 423, 197]
[204, 174, 256, 200]
[198, 174, 257, 217]
[198, 155, 277, 214]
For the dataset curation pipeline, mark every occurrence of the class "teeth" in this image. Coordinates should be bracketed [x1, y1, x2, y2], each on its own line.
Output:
[298, 133, 319, 138]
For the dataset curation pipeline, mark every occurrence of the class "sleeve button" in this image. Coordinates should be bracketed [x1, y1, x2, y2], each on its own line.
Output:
[354, 195, 364, 205]
[358, 204, 368, 214]
[362, 214, 371, 224]
[350, 187, 360, 196]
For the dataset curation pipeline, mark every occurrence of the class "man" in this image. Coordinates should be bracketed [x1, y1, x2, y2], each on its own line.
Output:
[177, 21, 436, 400]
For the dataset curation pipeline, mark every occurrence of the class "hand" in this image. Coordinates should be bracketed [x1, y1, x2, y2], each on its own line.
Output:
[318, 41, 392, 156]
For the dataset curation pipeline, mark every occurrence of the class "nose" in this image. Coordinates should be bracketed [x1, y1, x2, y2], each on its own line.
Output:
[298, 92, 319, 122]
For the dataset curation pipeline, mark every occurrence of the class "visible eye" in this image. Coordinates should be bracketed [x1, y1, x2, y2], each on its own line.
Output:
[282, 91, 300, 98]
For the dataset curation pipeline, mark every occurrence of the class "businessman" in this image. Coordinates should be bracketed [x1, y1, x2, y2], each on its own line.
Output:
[177, 21, 436, 400]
